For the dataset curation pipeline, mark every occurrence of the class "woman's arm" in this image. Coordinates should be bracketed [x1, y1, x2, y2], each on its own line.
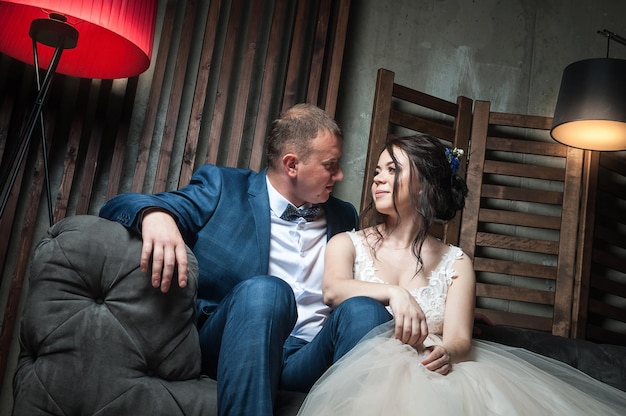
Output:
[323, 233, 384, 307]
[322, 232, 428, 346]
[421, 251, 475, 374]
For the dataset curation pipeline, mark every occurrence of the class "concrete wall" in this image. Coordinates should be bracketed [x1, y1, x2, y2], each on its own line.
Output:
[3, 2, 626, 412]
[333, 0, 626, 207]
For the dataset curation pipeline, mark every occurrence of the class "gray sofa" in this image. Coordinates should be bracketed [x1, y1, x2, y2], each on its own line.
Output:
[475, 323, 626, 392]
[12, 215, 626, 415]
[12, 215, 305, 415]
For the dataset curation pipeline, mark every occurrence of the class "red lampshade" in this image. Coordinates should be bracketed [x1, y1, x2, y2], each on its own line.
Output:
[0, 0, 157, 79]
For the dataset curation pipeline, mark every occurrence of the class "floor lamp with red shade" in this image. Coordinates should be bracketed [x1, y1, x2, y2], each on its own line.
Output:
[0, 0, 157, 226]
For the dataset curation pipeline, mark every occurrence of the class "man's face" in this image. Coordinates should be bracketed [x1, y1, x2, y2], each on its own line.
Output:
[294, 129, 344, 205]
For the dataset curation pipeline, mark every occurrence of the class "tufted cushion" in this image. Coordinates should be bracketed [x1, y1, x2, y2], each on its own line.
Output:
[12, 215, 217, 415]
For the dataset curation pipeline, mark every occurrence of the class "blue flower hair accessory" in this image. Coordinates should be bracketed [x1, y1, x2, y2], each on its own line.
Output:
[446, 147, 464, 175]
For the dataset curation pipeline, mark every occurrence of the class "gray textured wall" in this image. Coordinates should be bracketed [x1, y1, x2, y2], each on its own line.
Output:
[333, 0, 626, 207]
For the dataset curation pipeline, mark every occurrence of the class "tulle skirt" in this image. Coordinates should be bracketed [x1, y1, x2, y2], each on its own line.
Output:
[297, 322, 626, 415]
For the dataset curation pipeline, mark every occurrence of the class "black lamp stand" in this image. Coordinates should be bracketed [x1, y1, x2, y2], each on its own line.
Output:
[0, 15, 78, 226]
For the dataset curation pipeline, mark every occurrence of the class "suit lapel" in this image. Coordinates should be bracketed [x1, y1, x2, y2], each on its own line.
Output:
[246, 170, 356, 272]
[324, 202, 338, 240]
[323, 197, 359, 240]
[248, 169, 271, 273]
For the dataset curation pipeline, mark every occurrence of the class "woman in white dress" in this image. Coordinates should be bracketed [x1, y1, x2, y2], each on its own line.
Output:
[297, 134, 626, 415]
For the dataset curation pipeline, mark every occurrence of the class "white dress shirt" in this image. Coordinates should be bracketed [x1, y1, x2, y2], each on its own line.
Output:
[266, 178, 330, 341]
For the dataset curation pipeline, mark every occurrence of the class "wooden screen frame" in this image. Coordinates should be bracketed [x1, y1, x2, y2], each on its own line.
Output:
[459, 100, 584, 337]
[361, 68, 473, 245]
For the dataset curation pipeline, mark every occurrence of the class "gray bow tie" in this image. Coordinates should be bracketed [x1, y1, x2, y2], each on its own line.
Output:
[280, 204, 322, 222]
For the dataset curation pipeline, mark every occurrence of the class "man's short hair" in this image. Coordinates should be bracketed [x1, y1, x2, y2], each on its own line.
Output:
[266, 103, 343, 169]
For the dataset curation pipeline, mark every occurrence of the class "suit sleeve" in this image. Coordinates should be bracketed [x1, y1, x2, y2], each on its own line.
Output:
[99, 165, 224, 246]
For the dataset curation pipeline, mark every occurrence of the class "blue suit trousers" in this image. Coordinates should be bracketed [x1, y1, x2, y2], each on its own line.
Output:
[198, 275, 392, 416]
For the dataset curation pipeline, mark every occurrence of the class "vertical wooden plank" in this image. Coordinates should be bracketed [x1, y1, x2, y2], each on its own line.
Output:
[0, 69, 7, 164]
[0, 105, 54, 392]
[205, 0, 245, 165]
[76, 81, 111, 215]
[319, 0, 350, 117]
[131, 0, 177, 193]
[179, 0, 222, 187]
[571, 150, 600, 339]
[53, 78, 91, 221]
[458, 100, 490, 259]
[306, 0, 329, 105]
[0, 96, 11, 163]
[249, 0, 289, 172]
[226, 0, 266, 168]
[442, 94, 473, 246]
[0, 60, 23, 165]
[452, 96, 473, 180]
[153, 0, 198, 193]
[360, 68, 394, 212]
[0, 67, 33, 250]
[282, 0, 309, 111]
[552, 145, 584, 337]
[107, 77, 137, 199]
[0, 96, 15, 275]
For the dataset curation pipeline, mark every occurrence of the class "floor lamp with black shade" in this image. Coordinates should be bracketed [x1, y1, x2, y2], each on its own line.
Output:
[551, 29, 626, 151]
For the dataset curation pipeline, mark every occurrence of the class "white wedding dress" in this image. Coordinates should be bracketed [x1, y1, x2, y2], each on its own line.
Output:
[297, 231, 626, 415]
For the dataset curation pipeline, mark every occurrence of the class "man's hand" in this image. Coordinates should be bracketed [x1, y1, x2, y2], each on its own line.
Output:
[140, 210, 188, 292]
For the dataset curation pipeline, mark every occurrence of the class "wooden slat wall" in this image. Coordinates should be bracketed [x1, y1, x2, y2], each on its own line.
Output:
[0, 0, 351, 397]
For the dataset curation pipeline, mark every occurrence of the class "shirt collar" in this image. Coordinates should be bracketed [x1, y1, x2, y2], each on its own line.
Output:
[266, 177, 314, 218]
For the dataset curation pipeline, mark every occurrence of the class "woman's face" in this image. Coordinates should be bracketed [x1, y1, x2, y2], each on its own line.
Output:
[372, 146, 419, 216]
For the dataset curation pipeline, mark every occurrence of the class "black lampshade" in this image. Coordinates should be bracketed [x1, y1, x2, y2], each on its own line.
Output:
[551, 58, 626, 151]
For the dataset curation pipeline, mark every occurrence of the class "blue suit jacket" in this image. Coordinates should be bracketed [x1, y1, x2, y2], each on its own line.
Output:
[100, 165, 358, 314]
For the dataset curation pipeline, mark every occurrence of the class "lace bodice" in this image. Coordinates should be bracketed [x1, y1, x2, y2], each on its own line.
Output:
[347, 231, 462, 335]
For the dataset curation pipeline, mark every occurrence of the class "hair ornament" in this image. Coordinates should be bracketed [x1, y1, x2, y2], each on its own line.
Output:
[446, 147, 464, 175]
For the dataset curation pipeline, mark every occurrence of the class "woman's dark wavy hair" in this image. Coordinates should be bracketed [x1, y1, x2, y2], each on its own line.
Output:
[361, 134, 468, 271]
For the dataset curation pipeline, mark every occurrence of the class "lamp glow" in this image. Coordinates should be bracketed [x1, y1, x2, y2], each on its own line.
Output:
[551, 58, 626, 151]
[0, 0, 157, 79]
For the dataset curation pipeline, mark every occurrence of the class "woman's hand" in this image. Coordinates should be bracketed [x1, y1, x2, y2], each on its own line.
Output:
[420, 345, 452, 375]
[388, 286, 428, 346]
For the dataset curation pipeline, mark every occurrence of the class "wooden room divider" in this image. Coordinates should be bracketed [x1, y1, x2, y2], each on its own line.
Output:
[459, 100, 585, 337]
[362, 69, 625, 346]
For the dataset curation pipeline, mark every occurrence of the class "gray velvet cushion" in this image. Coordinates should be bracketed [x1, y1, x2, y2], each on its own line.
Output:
[12, 215, 217, 415]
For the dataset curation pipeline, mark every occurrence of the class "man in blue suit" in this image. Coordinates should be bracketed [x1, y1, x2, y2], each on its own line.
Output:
[99, 104, 393, 415]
